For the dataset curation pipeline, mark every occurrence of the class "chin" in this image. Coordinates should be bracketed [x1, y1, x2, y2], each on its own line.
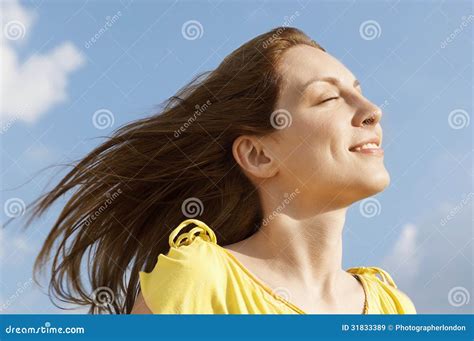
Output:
[356, 169, 390, 199]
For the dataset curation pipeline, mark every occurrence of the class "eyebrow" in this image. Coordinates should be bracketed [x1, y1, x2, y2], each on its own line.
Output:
[300, 77, 361, 94]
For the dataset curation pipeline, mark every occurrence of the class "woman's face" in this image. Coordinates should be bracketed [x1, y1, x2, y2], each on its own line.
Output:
[266, 44, 389, 208]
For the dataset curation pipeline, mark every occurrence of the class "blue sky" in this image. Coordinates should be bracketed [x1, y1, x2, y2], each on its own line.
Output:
[0, 0, 472, 314]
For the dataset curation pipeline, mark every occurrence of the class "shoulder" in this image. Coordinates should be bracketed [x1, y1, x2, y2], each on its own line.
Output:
[139, 219, 227, 314]
[131, 291, 152, 314]
[347, 266, 417, 314]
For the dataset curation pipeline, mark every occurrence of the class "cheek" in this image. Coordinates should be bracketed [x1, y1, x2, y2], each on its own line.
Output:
[300, 116, 344, 156]
[295, 113, 332, 142]
[277, 118, 341, 173]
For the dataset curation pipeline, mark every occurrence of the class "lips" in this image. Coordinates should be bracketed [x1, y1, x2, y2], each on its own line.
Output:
[349, 137, 383, 156]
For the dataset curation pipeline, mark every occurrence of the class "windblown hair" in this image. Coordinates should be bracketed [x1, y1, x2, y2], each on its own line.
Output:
[25, 27, 325, 314]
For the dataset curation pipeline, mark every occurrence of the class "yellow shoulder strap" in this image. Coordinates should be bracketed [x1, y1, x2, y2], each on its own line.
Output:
[168, 219, 217, 248]
[347, 266, 397, 288]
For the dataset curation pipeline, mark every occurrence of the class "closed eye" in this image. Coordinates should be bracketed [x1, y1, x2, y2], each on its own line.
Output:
[318, 96, 339, 104]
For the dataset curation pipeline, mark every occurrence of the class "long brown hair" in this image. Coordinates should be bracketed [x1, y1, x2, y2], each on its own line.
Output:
[23, 27, 325, 314]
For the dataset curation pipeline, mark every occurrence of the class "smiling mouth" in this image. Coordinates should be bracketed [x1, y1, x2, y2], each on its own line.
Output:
[349, 141, 384, 156]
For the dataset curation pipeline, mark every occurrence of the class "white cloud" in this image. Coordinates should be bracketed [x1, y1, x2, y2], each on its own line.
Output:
[0, 0, 85, 123]
[380, 199, 472, 313]
[0, 0, 35, 37]
[382, 223, 420, 285]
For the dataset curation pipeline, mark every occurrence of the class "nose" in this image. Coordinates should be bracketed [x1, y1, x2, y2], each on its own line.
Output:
[351, 96, 382, 128]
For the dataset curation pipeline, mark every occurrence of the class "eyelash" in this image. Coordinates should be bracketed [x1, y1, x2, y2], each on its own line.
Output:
[319, 96, 339, 104]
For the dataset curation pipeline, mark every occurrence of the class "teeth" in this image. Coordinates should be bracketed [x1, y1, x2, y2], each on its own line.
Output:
[353, 142, 379, 151]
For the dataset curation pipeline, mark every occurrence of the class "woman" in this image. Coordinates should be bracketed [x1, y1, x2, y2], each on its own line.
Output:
[28, 27, 416, 314]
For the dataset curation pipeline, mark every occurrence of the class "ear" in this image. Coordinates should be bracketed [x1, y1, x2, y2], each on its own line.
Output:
[232, 135, 278, 179]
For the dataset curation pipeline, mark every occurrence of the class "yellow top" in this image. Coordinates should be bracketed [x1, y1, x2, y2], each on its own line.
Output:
[139, 219, 417, 314]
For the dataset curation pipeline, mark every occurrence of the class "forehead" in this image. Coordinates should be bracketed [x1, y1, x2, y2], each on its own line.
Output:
[277, 45, 356, 97]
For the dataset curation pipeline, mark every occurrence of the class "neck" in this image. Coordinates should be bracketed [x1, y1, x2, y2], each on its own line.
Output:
[249, 206, 348, 289]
